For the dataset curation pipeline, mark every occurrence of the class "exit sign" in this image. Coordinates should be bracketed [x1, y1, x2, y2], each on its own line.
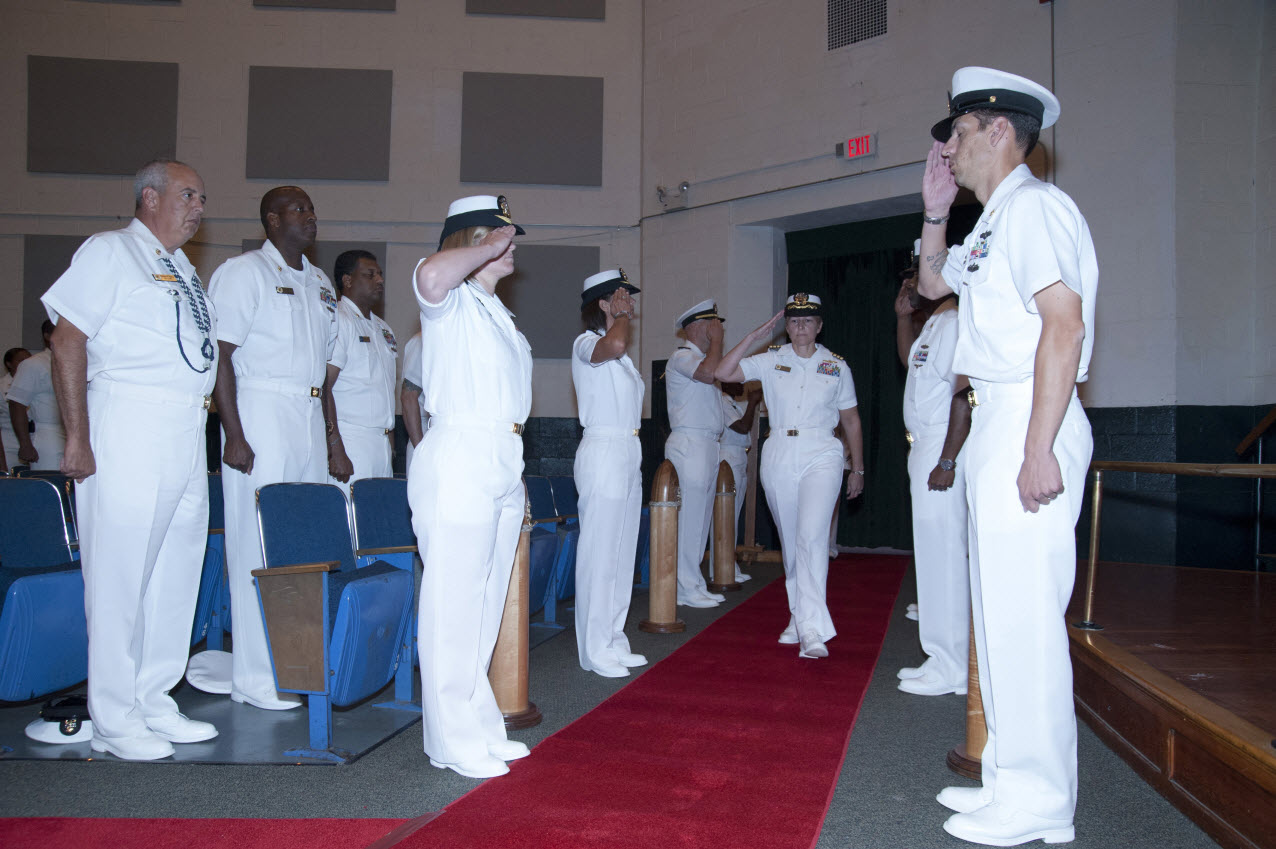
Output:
[836, 134, 876, 160]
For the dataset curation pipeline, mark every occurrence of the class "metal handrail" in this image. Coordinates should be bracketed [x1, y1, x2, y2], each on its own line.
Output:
[1075, 461, 1276, 631]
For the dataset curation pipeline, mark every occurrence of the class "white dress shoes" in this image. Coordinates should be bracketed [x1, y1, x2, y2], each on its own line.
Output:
[705, 590, 726, 602]
[488, 739, 531, 761]
[734, 568, 751, 582]
[897, 664, 927, 680]
[616, 652, 648, 668]
[146, 712, 218, 743]
[590, 663, 630, 678]
[231, 691, 302, 711]
[898, 671, 966, 696]
[937, 785, 993, 814]
[943, 802, 1074, 846]
[430, 754, 510, 779]
[798, 632, 829, 659]
[678, 595, 719, 608]
[91, 733, 175, 761]
[777, 622, 799, 645]
[905, 608, 919, 621]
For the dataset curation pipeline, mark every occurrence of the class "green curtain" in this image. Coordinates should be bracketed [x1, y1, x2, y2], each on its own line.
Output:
[784, 209, 978, 549]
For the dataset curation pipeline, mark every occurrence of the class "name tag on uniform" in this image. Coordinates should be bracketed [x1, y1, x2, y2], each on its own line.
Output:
[276, 286, 294, 295]
[152, 274, 178, 282]
[359, 335, 371, 343]
[775, 364, 791, 372]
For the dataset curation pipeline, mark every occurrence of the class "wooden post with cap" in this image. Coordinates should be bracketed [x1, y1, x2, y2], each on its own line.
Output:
[947, 614, 985, 778]
[640, 460, 685, 633]
[708, 460, 742, 593]
[488, 487, 542, 729]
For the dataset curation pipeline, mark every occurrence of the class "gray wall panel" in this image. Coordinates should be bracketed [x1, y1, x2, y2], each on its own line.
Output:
[466, 0, 604, 19]
[494, 244, 599, 358]
[461, 72, 603, 186]
[22, 235, 88, 349]
[255, 0, 395, 9]
[246, 67, 393, 181]
[27, 56, 178, 175]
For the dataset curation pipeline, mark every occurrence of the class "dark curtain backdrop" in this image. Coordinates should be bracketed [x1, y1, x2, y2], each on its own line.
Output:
[785, 208, 979, 549]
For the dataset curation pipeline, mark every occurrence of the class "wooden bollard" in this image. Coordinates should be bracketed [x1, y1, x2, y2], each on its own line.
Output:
[946, 613, 985, 778]
[708, 460, 741, 593]
[489, 491, 542, 729]
[639, 460, 685, 634]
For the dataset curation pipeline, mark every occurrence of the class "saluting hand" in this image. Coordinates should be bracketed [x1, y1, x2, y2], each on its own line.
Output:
[922, 141, 958, 215]
[894, 282, 915, 318]
[480, 225, 517, 258]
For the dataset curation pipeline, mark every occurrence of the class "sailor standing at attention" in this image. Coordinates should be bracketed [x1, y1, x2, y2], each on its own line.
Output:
[571, 269, 647, 679]
[663, 300, 728, 608]
[919, 67, 1097, 846]
[45, 159, 219, 760]
[207, 186, 338, 711]
[411, 195, 531, 779]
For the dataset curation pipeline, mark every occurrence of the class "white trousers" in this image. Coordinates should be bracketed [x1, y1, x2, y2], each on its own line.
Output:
[664, 429, 718, 599]
[713, 444, 748, 571]
[964, 383, 1091, 822]
[221, 388, 326, 703]
[30, 423, 65, 471]
[907, 426, 969, 686]
[78, 388, 208, 744]
[573, 431, 641, 672]
[760, 434, 842, 641]
[410, 422, 523, 765]
[329, 421, 392, 496]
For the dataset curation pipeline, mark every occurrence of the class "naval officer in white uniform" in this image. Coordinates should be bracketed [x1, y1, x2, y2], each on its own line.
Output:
[571, 269, 647, 678]
[208, 186, 338, 711]
[323, 250, 397, 494]
[400, 329, 428, 478]
[411, 195, 531, 780]
[919, 67, 1097, 846]
[45, 159, 218, 760]
[664, 300, 728, 608]
[895, 248, 972, 697]
[716, 384, 762, 583]
[8, 322, 64, 471]
[717, 294, 864, 660]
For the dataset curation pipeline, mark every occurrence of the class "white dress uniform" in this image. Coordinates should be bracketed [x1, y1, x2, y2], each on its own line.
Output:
[7, 349, 64, 470]
[411, 273, 531, 768]
[401, 330, 429, 478]
[740, 343, 857, 644]
[664, 341, 725, 604]
[328, 297, 397, 494]
[716, 393, 752, 581]
[902, 307, 969, 688]
[0, 370, 14, 463]
[571, 330, 644, 674]
[943, 162, 1098, 823]
[208, 240, 337, 707]
[42, 218, 217, 749]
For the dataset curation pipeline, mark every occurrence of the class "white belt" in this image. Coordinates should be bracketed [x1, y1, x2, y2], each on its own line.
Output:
[773, 427, 835, 439]
[583, 426, 640, 438]
[89, 381, 211, 410]
[966, 379, 1059, 408]
[429, 416, 524, 436]
[238, 376, 323, 399]
[341, 420, 395, 436]
[671, 426, 721, 440]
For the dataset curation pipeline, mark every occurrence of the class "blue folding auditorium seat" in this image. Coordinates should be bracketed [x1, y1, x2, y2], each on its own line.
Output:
[635, 507, 651, 588]
[253, 483, 414, 762]
[190, 472, 228, 649]
[524, 475, 574, 625]
[350, 476, 419, 706]
[17, 469, 79, 558]
[546, 475, 581, 603]
[0, 478, 87, 702]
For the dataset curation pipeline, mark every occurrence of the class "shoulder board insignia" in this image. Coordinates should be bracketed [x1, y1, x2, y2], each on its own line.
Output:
[775, 364, 791, 372]
[831, 353, 844, 361]
[275, 286, 294, 295]
[768, 344, 781, 351]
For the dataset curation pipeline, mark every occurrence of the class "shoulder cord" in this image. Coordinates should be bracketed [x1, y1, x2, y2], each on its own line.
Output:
[160, 256, 214, 374]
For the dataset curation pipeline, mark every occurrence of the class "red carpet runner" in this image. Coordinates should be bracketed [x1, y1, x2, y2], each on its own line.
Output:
[0, 554, 904, 849]
[395, 553, 905, 849]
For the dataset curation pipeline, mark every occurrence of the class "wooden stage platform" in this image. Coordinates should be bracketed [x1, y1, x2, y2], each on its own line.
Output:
[1067, 562, 1275, 849]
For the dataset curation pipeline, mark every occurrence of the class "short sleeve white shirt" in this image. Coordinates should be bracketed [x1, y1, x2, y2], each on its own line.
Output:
[41, 219, 218, 396]
[665, 342, 723, 435]
[739, 343, 857, 430]
[328, 297, 397, 429]
[0, 371, 15, 439]
[208, 240, 337, 387]
[7, 350, 61, 427]
[719, 394, 752, 448]
[572, 331, 644, 430]
[401, 330, 428, 422]
[903, 308, 960, 434]
[414, 266, 532, 423]
[941, 164, 1098, 385]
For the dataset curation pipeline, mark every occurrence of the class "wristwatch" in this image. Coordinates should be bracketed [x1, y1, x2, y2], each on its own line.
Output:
[938, 458, 956, 472]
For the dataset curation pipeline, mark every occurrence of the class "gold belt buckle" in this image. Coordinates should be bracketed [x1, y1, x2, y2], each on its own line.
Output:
[786, 428, 799, 437]
[512, 423, 525, 435]
[632, 428, 640, 436]
[310, 386, 322, 398]
[966, 388, 980, 408]
[202, 395, 212, 410]
[905, 430, 914, 445]
[384, 428, 393, 435]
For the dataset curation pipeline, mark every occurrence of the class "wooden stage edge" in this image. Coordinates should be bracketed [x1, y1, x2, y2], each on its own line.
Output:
[1068, 566, 1276, 849]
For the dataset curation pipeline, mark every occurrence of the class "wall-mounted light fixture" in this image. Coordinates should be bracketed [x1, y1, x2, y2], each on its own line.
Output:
[656, 180, 690, 209]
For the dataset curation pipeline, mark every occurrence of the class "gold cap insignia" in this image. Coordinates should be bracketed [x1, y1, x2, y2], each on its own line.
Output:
[619, 268, 628, 282]
[794, 293, 809, 305]
[497, 195, 512, 222]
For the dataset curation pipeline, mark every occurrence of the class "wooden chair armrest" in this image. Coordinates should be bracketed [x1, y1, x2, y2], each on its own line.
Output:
[557, 513, 578, 522]
[250, 560, 340, 578]
[355, 545, 417, 556]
